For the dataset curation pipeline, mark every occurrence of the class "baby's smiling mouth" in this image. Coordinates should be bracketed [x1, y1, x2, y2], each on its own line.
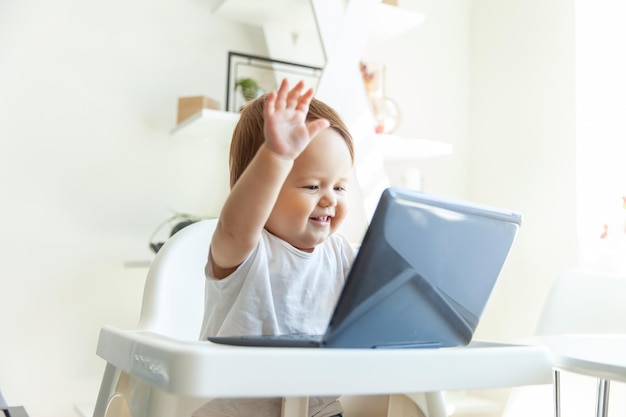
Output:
[310, 215, 331, 223]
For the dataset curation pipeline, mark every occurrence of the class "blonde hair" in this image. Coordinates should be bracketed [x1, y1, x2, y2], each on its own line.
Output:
[229, 94, 354, 188]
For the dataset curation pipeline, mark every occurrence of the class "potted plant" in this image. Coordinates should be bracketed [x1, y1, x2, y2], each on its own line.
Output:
[235, 78, 263, 101]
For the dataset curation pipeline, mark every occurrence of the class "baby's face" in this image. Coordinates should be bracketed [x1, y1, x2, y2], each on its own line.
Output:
[265, 128, 352, 252]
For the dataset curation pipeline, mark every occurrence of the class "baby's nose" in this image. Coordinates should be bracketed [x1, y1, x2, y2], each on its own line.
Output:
[319, 191, 337, 207]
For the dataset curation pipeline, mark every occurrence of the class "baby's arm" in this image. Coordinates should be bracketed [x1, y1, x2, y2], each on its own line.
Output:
[210, 79, 329, 279]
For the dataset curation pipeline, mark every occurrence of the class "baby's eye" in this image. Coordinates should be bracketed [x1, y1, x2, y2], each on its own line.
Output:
[335, 185, 347, 192]
[303, 185, 319, 190]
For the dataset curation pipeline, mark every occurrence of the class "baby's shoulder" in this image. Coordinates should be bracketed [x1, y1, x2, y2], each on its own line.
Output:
[327, 232, 354, 246]
[324, 233, 357, 258]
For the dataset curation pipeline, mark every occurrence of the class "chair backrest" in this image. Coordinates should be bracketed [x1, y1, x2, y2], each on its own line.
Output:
[534, 268, 626, 336]
[136, 218, 218, 340]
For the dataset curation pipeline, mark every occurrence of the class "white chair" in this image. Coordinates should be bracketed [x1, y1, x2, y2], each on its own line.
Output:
[92, 219, 442, 417]
[502, 268, 626, 417]
[534, 268, 626, 337]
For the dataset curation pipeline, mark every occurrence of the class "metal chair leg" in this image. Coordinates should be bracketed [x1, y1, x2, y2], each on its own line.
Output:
[595, 378, 610, 417]
[553, 369, 561, 417]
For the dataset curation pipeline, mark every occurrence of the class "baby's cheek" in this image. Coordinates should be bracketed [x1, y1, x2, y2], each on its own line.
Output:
[333, 205, 348, 228]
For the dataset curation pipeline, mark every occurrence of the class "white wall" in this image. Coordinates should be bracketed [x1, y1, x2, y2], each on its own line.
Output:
[469, 0, 577, 342]
[0, 0, 265, 414]
[576, 0, 626, 274]
[465, 0, 578, 410]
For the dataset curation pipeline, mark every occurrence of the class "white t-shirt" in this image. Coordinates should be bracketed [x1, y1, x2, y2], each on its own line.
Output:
[195, 229, 356, 417]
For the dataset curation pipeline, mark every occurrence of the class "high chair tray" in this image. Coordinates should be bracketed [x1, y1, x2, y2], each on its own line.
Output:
[96, 325, 553, 398]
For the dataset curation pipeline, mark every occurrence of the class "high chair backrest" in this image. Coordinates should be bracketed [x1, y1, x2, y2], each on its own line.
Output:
[137, 218, 218, 340]
[534, 267, 626, 336]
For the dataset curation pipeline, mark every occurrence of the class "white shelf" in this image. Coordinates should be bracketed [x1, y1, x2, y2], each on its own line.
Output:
[170, 112, 452, 162]
[170, 109, 239, 140]
[213, 0, 317, 35]
[378, 134, 453, 161]
[213, 0, 424, 48]
[370, 4, 425, 47]
[123, 260, 152, 269]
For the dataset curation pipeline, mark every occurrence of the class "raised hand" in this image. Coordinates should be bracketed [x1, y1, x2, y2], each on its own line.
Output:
[263, 79, 330, 160]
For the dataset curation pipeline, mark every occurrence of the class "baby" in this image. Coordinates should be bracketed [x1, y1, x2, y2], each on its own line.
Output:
[196, 79, 356, 417]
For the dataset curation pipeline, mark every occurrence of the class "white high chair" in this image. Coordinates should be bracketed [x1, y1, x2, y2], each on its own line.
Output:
[93, 219, 552, 417]
[92, 219, 435, 417]
[93, 219, 218, 417]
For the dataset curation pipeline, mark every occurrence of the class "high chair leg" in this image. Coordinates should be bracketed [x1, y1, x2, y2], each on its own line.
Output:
[93, 364, 125, 417]
[394, 392, 446, 417]
[93, 364, 151, 417]
[93, 363, 210, 417]
[388, 394, 427, 417]
[424, 392, 447, 417]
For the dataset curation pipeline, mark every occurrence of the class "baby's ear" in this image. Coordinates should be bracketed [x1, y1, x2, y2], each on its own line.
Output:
[307, 118, 330, 139]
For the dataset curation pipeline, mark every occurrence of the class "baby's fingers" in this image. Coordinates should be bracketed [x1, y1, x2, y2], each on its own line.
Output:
[273, 79, 291, 110]
[263, 90, 278, 118]
[307, 118, 330, 139]
[295, 87, 315, 112]
[286, 80, 306, 108]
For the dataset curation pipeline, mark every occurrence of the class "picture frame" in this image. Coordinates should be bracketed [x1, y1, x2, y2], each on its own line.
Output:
[226, 51, 324, 112]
